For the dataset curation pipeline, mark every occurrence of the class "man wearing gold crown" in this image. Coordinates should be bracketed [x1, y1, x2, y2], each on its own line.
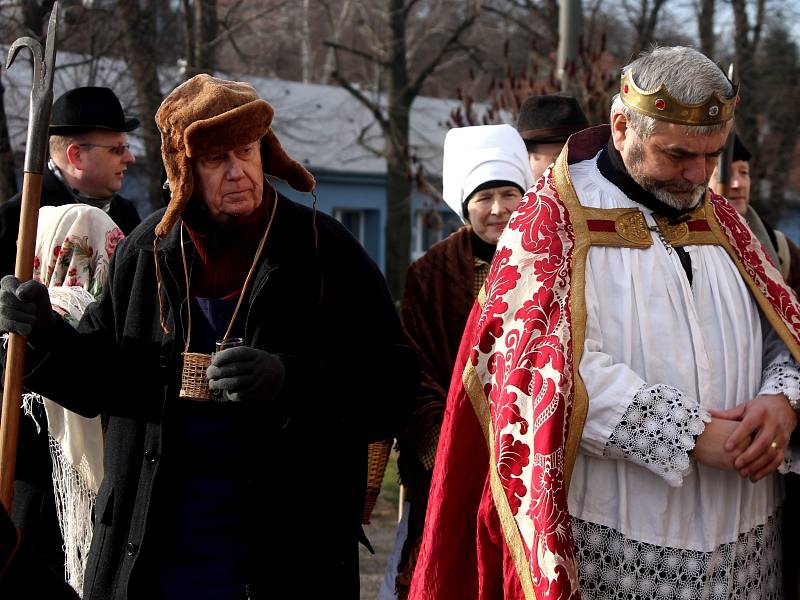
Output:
[409, 46, 800, 600]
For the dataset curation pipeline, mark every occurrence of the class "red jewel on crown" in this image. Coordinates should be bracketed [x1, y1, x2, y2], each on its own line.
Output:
[654, 98, 666, 110]
[623, 84, 629, 94]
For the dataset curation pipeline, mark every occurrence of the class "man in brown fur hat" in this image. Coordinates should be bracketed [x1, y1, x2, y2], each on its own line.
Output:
[0, 74, 417, 599]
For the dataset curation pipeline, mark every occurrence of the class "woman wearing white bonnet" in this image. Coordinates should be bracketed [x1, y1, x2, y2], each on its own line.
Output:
[384, 124, 532, 599]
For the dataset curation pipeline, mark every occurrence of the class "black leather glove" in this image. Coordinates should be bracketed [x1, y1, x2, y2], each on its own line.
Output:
[0, 276, 55, 338]
[206, 346, 285, 403]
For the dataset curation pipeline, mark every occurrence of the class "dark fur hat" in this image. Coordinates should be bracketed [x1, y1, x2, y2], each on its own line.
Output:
[516, 95, 589, 144]
[154, 74, 315, 239]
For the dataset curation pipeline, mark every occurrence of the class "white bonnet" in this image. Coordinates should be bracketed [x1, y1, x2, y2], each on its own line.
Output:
[442, 124, 533, 222]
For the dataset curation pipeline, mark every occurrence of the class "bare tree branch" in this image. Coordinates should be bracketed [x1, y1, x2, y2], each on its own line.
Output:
[208, 3, 290, 50]
[330, 70, 390, 132]
[409, 12, 478, 98]
[318, 0, 354, 84]
[355, 123, 385, 157]
[483, 4, 543, 37]
[752, 0, 767, 52]
[696, 0, 715, 57]
[323, 40, 391, 67]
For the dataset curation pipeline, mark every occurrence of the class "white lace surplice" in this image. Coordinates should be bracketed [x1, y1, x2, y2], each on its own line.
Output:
[568, 154, 800, 598]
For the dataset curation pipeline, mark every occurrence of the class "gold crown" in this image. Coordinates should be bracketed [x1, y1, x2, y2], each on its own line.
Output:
[619, 70, 738, 126]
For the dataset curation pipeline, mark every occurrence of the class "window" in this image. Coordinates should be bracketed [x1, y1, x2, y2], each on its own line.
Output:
[334, 209, 366, 245]
[412, 209, 462, 260]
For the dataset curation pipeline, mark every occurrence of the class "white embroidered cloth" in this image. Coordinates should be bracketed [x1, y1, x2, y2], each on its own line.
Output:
[568, 154, 798, 594]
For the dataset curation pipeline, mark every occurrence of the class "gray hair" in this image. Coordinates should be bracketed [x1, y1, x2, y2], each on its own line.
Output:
[609, 46, 734, 138]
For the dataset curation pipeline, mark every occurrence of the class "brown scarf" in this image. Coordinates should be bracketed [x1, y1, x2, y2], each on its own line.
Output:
[181, 187, 273, 298]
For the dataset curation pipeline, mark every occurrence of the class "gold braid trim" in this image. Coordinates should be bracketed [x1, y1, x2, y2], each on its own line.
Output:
[462, 358, 538, 599]
[551, 150, 592, 491]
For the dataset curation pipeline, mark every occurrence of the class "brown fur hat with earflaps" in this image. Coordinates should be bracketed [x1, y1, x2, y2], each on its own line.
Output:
[154, 74, 316, 238]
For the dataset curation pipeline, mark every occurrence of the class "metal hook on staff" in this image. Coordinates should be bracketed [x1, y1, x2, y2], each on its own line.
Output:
[0, 2, 60, 512]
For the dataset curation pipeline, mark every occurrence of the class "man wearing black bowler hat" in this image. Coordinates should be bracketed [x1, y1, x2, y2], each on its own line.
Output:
[516, 94, 589, 181]
[0, 86, 141, 276]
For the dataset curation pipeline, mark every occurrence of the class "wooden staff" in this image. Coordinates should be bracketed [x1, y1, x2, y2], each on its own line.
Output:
[0, 3, 59, 512]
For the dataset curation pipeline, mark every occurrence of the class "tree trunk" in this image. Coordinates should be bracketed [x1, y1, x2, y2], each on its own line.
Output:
[326, 0, 479, 298]
[301, 0, 312, 83]
[194, 0, 219, 74]
[384, 0, 412, 300]
[730, 0, 760, 202]
[21, 1, 55, 35]
[181, 0, 196, 77]
[385, 146, 412, 302]
[631, 0, 667, 56]
[558, 0, 583, 95]
[697, 0, 715, 58]
[119, 0, 165, 213]
[543, 0, 560, 47]
[181, 0, 219, 78]
[0, 79, 17, 203]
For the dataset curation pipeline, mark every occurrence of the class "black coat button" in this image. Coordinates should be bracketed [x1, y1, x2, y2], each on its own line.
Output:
[144, 451, 159, 464]
[159, 354, 169, 368]
[126, 542, 139, 556]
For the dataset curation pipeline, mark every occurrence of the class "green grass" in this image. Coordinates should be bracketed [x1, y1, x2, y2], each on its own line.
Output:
[380, 450, 400, 506]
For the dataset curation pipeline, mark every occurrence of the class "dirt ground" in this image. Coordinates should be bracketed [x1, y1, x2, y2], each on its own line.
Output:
[359, 492, 401, 599]
[359, 453, 402, 599]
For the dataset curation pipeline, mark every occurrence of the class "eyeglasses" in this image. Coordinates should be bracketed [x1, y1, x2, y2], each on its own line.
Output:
[77, 143, 131, 157]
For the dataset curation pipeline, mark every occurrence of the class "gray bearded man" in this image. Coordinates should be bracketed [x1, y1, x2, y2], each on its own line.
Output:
[410, 46, 800, 600]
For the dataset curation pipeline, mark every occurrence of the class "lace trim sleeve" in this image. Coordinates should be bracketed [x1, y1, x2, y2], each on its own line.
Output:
[604, 384, 710, 487]
[759, 357, 800, 401]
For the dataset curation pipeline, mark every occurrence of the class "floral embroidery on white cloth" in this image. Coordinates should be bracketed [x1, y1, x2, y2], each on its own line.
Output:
[604, 384, 710, 487]
[33, 204, 123, 297]
[573, 512, 783, 600]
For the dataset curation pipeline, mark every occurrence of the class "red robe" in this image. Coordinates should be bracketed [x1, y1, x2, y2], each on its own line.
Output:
[409, 126, 800, 600]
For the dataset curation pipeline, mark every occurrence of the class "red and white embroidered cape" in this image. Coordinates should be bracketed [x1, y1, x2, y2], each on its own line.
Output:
[408, 126, 800, 600]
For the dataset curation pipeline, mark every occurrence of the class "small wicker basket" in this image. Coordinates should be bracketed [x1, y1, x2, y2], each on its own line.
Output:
[362, 438, 393, 524]
[179, 351, 213, 401]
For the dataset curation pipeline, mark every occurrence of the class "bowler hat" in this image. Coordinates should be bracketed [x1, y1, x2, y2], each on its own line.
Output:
[49, 87, 140, 135]
[517, 95, 589, 144]
[732, 134, 751, 163]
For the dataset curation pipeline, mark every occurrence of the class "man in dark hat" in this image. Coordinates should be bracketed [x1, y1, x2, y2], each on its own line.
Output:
[0, 86, 141, 276]
[516, 94, 589, 180]
[0, 74, 417, 599]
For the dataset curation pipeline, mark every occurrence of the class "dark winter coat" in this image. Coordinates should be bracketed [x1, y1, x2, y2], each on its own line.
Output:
[18, 194, 417, 599]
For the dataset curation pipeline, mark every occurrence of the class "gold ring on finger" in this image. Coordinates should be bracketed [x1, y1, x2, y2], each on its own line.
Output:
[770, 440, 779, 450]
